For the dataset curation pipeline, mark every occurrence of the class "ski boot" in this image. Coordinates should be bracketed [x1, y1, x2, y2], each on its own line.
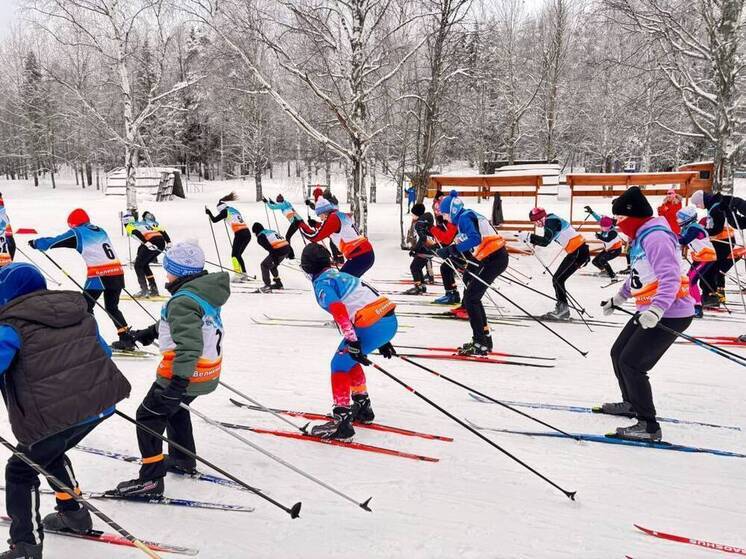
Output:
[424, 273, 435, 285]
[613, 420, 662, 442]
[458, 339, 490, 356]
[433, 290, 460, 305]
[165, 455, 198, 476]
[147, 277, 160, 298]
[0, 543, 42, 559]
[310, 406, 355, 440]
[450, 306, 469, 320]
[132, 288, 149, 299]
[716, 288, 727, 304]
[43, 506, 92, 534]
[739, 334, 746, 343]
[351, 393, 375, 424]
[288, 247, 296, 260]
[231, 274, 247, 283]
[694, 304, 703, 318]
[702, 293, 720, 308]
[402, 284, 426, 295]
[542, 302, 570, 320]
[111, 477, 164, 498]
[111, 328, 136, 351]
[256, 285, 273, 293]
[272, 278, 284, 290]
[598, 401, 635, 417]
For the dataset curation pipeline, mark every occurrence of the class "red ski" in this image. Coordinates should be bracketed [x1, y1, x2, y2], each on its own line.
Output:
[397, 353, 555, 369]
[394, 344, 555, 361]
[229, 399, 453, 442]
[219, 422, 440, 463]
[635, 524, 746, 556]
[676, 335, 746, 347]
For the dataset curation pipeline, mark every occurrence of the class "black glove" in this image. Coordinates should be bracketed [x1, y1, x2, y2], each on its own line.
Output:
[262, 197, 268, 204]
[435, 214, 445, 227]
[347, 340, 371, 365]
[130, 324, 158, 346]
[584, 205, 593, 214]
[378, 342, 396, 359]
[28, 240, 36, 249]
[436, 245, 454, 259]
[307, 218, 319, 228]
[304, 199, 314, 208]
[204, 207, 211, 216]
[409, 249, 416, 257]
[145, 377, 189, 415]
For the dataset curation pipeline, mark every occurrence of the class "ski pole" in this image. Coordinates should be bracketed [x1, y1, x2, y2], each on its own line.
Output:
[114, 410, 302, 518]
[396, 355, 580, 440]
[435, 256, 588, 357]
[497, 269, 562, 304]
[0, 435, 163, 559]
[506, 265, 532, 282]
[14, 244, 62, 286]
[684, 257, 731, 314]
[263, 200, 272, 229]
[611, 306, 746, 367]
[121, 285, 160, 321]
[205, 209, 223, 269]
[724, 224, 746, 313]
[542, 213, 592, 273]
[220, 381, 310, 434]
[182, 403, 373, 512]
[204, 259, 257, 280]
[369, 361, 577, 500]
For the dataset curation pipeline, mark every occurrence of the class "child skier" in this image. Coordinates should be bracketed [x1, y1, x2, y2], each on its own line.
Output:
[264, 194, 303, 259]
[437, 191, 508, 355]
[123, 210, 172, 298]
[300, 243, 397, 440]
[252, 222, 291, 292]
[600, 187, 694, 442]
[403, 203, 434, 295]
[0, 263, 130, 559]
[592, 216, 623, 279]
[112, 241, 230, 497]
[30, 209, 135, 350]
[676, 206, 716, 318]
[205, 193, 252, 282]
[520, 208, 590, 319]
[0, 193, 15, 267]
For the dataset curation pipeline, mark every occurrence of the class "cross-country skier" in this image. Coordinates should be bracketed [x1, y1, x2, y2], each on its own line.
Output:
[0, 193, 16, 268]
[123, 210, 172, 298]
[252, 222, 290, 292]
[305, 187, 345, 264]
[405, 184, 416, 213]
[657, 189, 683, 234]
[600, 186, 694, 441]
[264, 194, 305, 259]
[29, 209, 135, 350]
[112, 241, 229, 497]
[205, 192, 251, 282]
[430, 213, 461, 305]
[586, 210, 623, 279]
[0, 263, 130, 559]
[436, 191, 508, 355]
[519, 208, 590, 319]
[301, 197, 375, 278]
[676, 206, 716, 318]
[403, 203, 434, 295]
[300, 243, 397, 440]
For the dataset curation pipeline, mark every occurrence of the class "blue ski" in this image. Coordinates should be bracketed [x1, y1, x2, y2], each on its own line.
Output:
[469, 424, 746, 459]
[468, 392, 741, 431]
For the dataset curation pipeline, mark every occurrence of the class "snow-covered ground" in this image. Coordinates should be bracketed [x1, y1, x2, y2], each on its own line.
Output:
[0, 174, 744, 559]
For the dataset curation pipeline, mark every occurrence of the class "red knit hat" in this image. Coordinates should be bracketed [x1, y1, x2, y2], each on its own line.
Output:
[67, 208, 90, 228]
[529, 207, 547, 222]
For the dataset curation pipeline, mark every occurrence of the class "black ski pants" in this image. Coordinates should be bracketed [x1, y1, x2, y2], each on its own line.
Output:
[410, 255, 429, 284]
[463, 248, 508, 344]
[440, 255, 467, 292]
[553, 244, 590, 305]
[592, 248, 621, 278]
[231, 229, 252, 274]
[261, 247, 290, 286]
[85, 276, 128, 332]
[610, 315, 693, 428]
[285, 220, 302, 259]
[135, 237, 165, 290]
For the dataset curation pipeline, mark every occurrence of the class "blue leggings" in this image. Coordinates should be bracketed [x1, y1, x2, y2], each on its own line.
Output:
[331, 314, 398, 372]
[340, 250, 375, 278]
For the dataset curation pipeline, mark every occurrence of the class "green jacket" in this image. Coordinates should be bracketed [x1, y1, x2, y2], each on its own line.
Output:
[156, 272, 230, 396]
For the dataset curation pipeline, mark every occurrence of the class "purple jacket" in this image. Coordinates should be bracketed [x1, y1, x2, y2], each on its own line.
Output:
[619, 217, 695, 318]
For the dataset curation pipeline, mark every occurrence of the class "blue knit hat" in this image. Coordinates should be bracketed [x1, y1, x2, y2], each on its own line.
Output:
[0, 263, 47, 306]
[314, 197, 336, 215]
[163, 241, 205, 277]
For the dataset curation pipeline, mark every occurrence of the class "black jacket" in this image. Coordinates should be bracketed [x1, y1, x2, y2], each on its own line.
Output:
[0, 290, 131, 445]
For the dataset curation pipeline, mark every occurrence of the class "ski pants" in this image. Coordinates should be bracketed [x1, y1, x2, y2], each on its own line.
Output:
[85, 279, 128, 333]
[134, 236, 165, 290]
[704, 239, 735, 293]
[462, 248, 508, 344]
[136, 382, 197, 481]
[6, 417, 105, 545]
[261, 247, 289, 286]
[231, 229, 252, 274]
[440, 255, 467, 292]
[410, 255, 429, 284]
[340, 249, 375, 278]
[285, 220, 302, 259]
[553, 244, 590, 305]
[330, 313, 398, 407]
[592, 248, 621, 278]
[687, 261, 714, 305]
[610, 314, 692, 428]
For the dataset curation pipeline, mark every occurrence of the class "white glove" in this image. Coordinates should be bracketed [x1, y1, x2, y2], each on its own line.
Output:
[601, 294, 626, 316]
[517, 231, 532, 244]
[637, 306, 663, 329]
[145, 242, 158, 251]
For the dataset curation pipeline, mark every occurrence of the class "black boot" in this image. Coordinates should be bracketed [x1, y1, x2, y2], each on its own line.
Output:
[351, 394, 375, 424]
[614, 419, 662, 442]
[457, 339, 490, 356]
[271, 278, 284, 290]
[110, 477, 164, 498]
[147, 277, 159, 297]
[165, 455, 198, 476]
[0, 543, 42, 559]
[43, 506, 92, 534]
[310, 406, 355, 440]
[111, 328, 136, 351]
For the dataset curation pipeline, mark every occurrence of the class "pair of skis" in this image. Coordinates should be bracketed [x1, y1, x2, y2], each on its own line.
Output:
[393, 345, 556, 369]
[675, 335, 746, 347]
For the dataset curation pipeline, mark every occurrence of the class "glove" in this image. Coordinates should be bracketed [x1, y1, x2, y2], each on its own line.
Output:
[262, 197, 268, 204]
[307, 218, 319, 228]
[145, 377, 189, 415]
[637, 306, 663, 329]
[204, 207, 211, 215]
[601, 294, 626, 316]
[145, 242, 158, 251]
[584, 205, 593, 214]
[130, 324, 158, 346]
[409, 249, 416, 257]
[378, 342, 396, 359]
[304, 199, 314, 207]
[28, 239, 36, 249]
[435, 246, 454, 259]
[165, 242, 172, 250]
[347, 340, 371, 365]
[517, 231, 532, 244]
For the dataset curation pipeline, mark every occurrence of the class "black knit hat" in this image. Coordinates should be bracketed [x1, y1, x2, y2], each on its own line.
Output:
[611, 186, 653, 218]
[411, 203, 426, 217]
[301, 243, 332, 276]
[252, 222, 264, 235]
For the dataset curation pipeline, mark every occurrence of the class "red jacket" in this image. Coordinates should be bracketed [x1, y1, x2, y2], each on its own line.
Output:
[430, 222, 458, 245]
[657, 200, 682, 235]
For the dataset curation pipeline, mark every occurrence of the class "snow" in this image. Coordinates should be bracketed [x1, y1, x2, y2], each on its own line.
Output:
[0, 175, 744, 559]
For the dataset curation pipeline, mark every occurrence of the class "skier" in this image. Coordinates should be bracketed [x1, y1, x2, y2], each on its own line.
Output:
[430, 213, 462, 305]
[0, 263, 130, 559]
[405, 183, 416, 213]
[432, 190, 444, 218]
[403, 203, 434, 295]
[305, 187, 344, 264]
[590, 214, 623, 279]
[520, 208, 590, 319]
[112, 241, 230, 497]
[123, 210, 172, 298]
[657, 189, 683, 234]
[600, 186, 694, 441]
[264, 194, 304, 259]
[299, 243, 397, 440]
[29, 209, 135, 350]
[252, 222, 291, 292]
[676, 206, 716, 318]
[205, 193, 252, 282]
[436, 191, 508, 355]
[301, 197, 375, 278]
[0, 193, 16, 268]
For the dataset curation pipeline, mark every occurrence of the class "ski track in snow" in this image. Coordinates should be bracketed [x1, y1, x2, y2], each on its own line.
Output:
[0, 176, 744, 558]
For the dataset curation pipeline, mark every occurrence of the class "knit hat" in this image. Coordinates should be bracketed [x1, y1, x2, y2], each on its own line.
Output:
[0, 263, 46, 306]
[252, 222, 264, 235]
[314, 197, 336, 215]
[276, 194, 284, 203]
[163, 240, 205, 277]
[529, 207, 547, 222]
[690, 189, 705, 208]
[611, 186, 653, 217]
[312, 187, 324, 200]
[599, 216, 614, 230]
[411, 203, 426, 217]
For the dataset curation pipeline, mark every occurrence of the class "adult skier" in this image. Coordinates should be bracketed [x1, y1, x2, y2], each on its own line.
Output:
[205, 193, 252, 282]
[123, 210, 172, 298]
[264, 194, 304, 259]
[676, 206, 716, 318]
[0, 263, 130, 559]
[300, 243, 397, 440]
[112, 241, 230, 497]
[436, 191, 508, 355]
[403, 203, 434, 295]
[251, 222, 291, 292]
[520, 208, 590, 319]
[30, 209, 135, 350]
[657, 189, 683, 235]
[600, 186, 694, 441]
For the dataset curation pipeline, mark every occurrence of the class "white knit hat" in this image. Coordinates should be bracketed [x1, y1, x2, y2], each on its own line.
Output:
[163, 240, 205, 277]
[690, 189, 705, 208]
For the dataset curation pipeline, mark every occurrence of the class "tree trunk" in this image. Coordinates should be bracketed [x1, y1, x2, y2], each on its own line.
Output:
[369, 156, 377, 203]
[254, 163, 263, 201]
